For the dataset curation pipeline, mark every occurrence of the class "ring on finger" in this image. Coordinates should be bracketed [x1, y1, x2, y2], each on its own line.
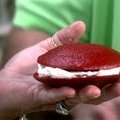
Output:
[55, 100, 74, 115]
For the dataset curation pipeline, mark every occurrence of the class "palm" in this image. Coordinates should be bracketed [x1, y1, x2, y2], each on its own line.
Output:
[1, 41, 55, 112]
[0, 22, 87, 119]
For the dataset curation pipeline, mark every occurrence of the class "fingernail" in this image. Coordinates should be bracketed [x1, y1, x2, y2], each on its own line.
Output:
[67, 89, 76, 98]
[81, 91, 101, 101]
[71, 21, 86, 33]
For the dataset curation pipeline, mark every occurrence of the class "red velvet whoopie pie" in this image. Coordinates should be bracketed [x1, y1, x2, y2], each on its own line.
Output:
[34, 43, 120, 88]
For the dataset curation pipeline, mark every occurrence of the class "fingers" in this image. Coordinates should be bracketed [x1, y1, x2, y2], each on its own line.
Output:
[105, 82, 120, 98]
[61, 82, 120, 106]
[40, 21, 85, 50]
[78, 85, 101, 102]
[98, 82, 120, 102]
[86, 82, 120, 104]
[29, 86, 76, 112]
[63, 85, 101, 106]
[43, 87, 76, 103]
[55, 21, 85, 45]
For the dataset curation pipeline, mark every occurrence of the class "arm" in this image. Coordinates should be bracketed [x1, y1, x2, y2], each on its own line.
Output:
[2, 27, 50, 65]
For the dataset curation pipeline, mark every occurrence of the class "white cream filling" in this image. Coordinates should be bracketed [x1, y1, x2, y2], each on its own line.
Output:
[37, 64, 120, 79]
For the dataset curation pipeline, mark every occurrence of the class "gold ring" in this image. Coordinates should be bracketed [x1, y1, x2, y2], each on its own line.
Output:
[51, 37, 58, 48]
[51, 32, 62, 48]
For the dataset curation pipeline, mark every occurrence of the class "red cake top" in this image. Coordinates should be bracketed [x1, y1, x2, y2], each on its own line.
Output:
[37, 43, 120, 71]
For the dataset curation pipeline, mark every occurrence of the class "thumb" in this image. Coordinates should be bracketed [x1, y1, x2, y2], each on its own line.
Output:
[56, 21, 85, 44]
[40, 21, 85, 50]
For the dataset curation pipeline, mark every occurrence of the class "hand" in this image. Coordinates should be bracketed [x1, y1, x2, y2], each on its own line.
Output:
[1, 21, 119, 120]
[69, 96, 120, 120]
[0, 21, 97, 120]
[86, 81, 120, 104]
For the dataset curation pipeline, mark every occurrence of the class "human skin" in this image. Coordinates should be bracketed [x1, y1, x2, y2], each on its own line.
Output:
[70, 96, 120, 120]
[0, 22, 102, 120]
[1, 21, 120, 120]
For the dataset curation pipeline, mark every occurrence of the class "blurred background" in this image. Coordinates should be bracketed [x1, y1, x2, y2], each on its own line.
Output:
[0, 0, 15, 64]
